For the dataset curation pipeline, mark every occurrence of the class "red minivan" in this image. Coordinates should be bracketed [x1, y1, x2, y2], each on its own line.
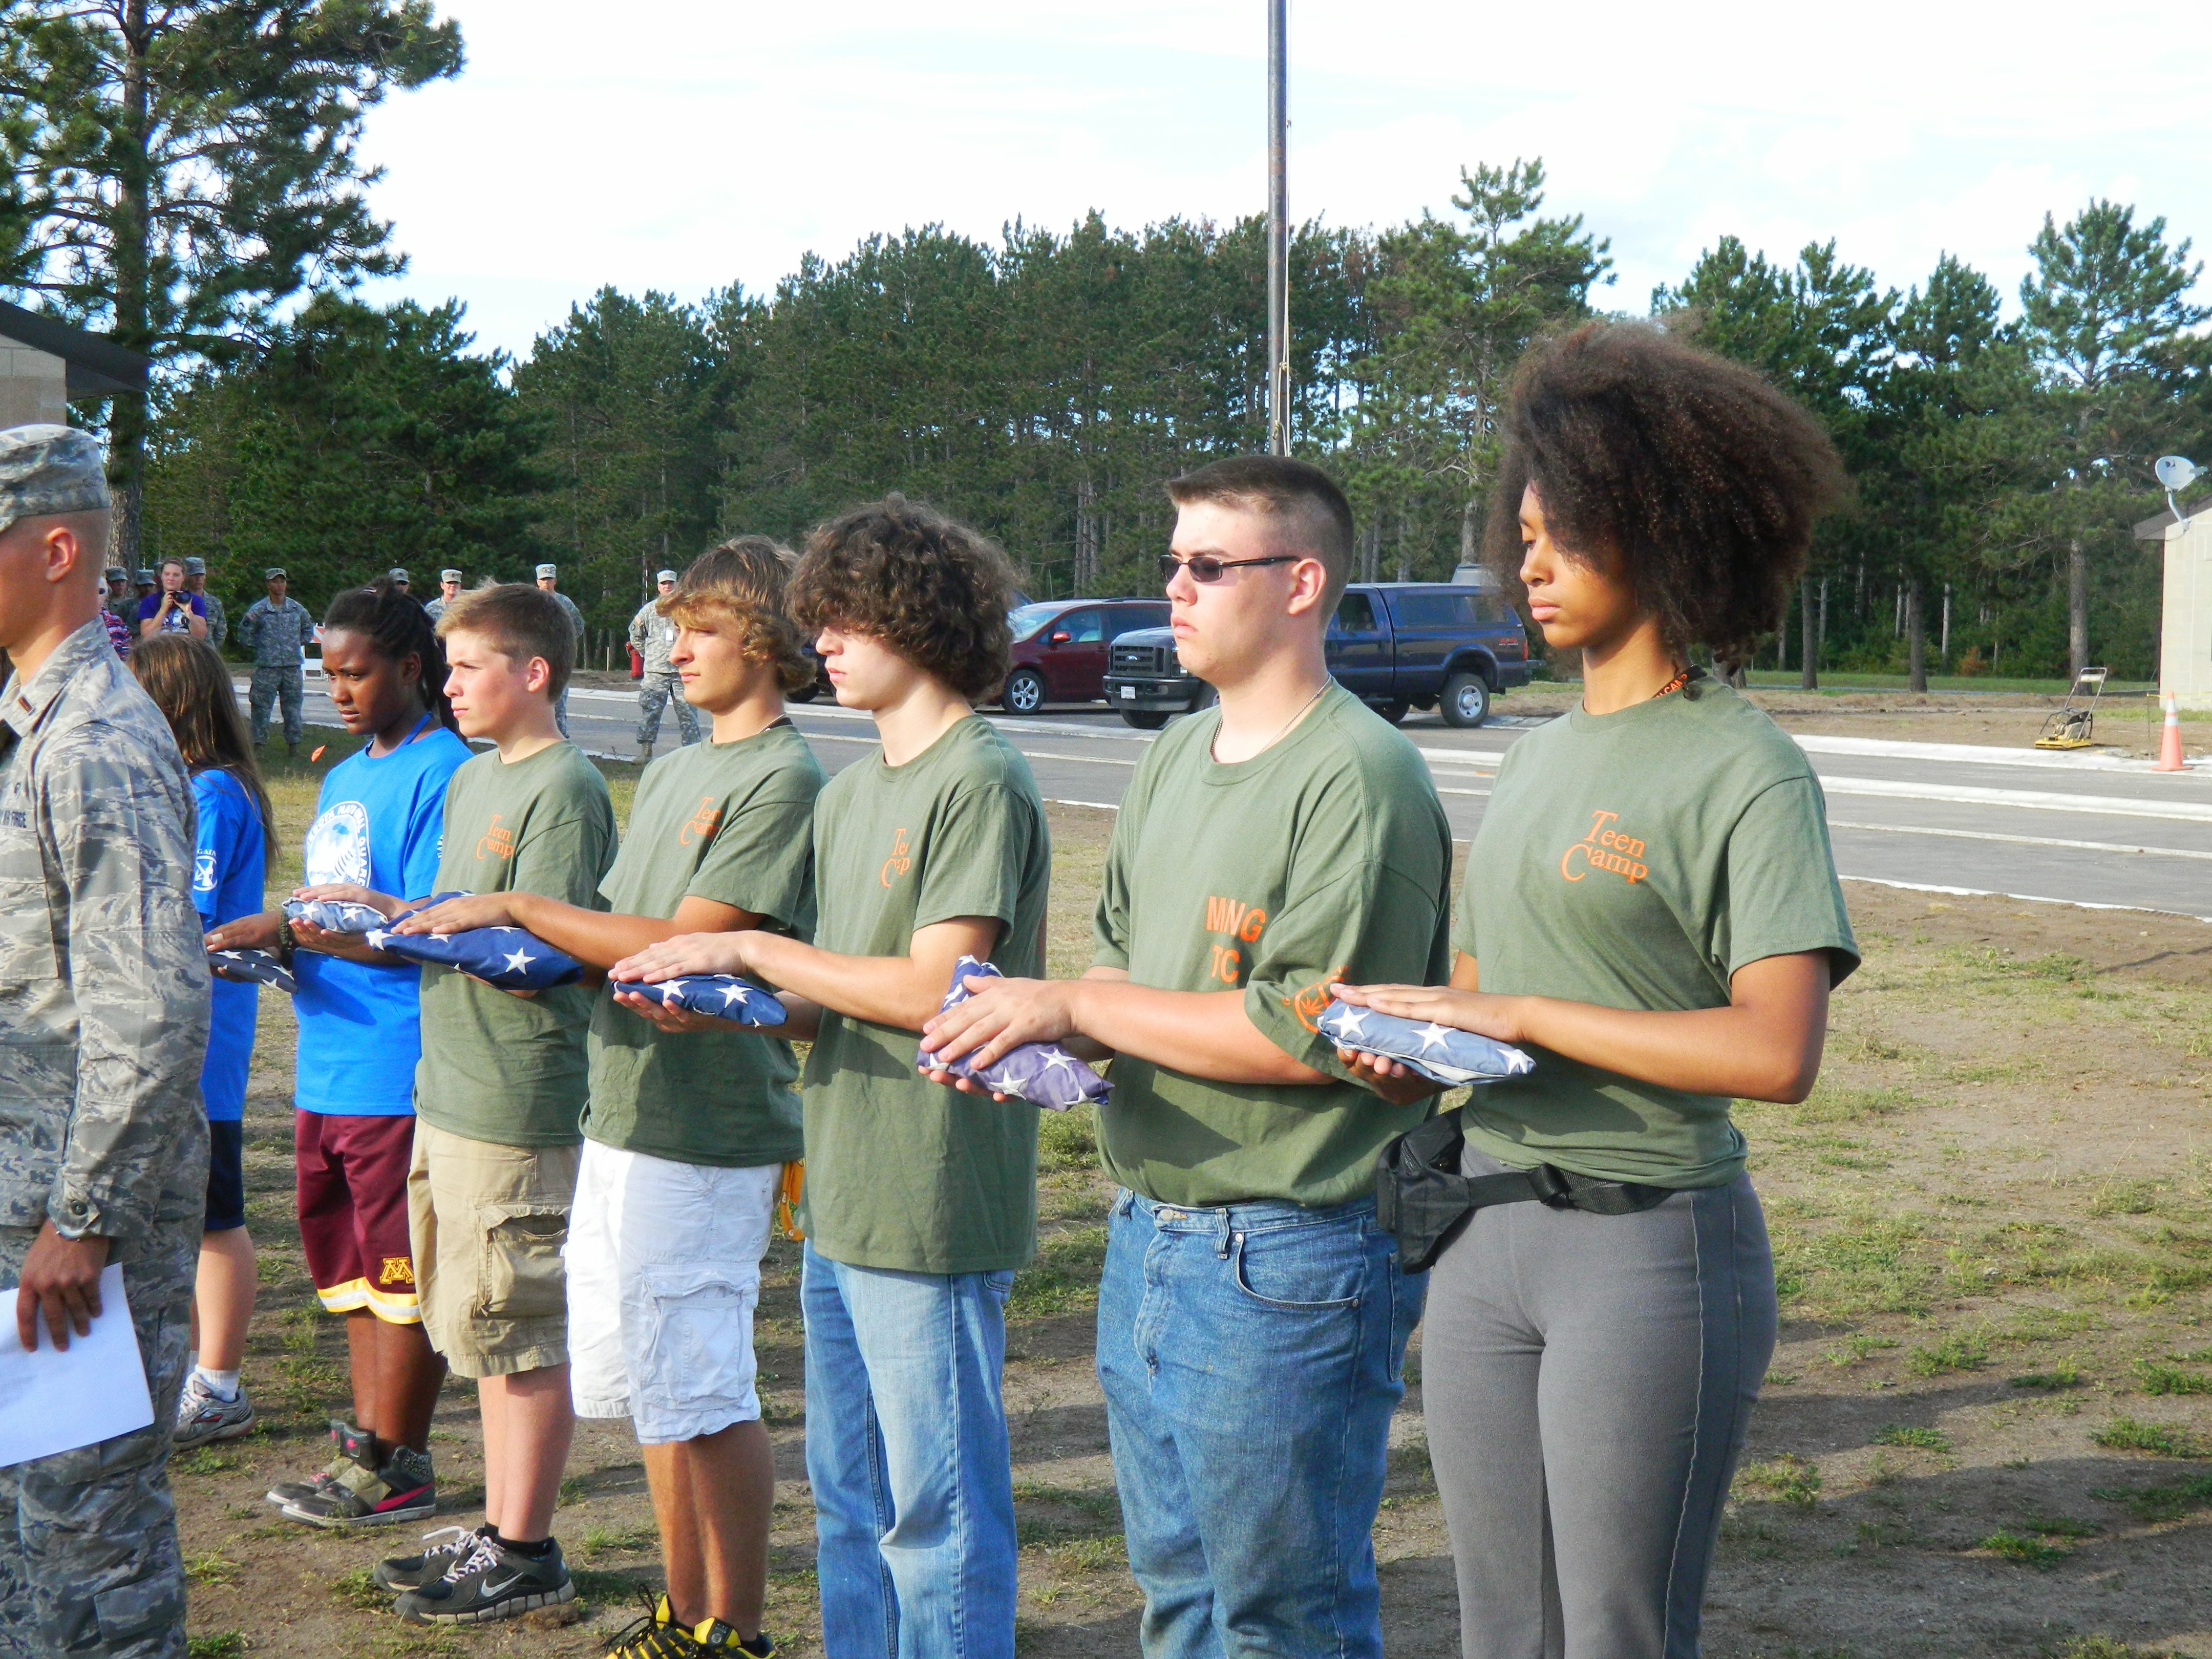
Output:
[1001, 598, 1172, 714]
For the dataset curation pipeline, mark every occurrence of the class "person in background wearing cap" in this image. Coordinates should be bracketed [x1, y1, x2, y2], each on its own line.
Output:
[0, 424, 211, 1658]
[237, 567, 316, 761]
[183, 557, 226, 650]
[536, 564, 586, 737]
[100, 566, 135, 660]
[627, 566, 700, 758]
[389, 567, 413, 595]
[135, 567, 157, 604]
[423, 568, 463, 625]
[139, 557, 209, 641]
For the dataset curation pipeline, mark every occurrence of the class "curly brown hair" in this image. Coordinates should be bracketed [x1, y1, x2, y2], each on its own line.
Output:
[786, 496, 1018, 699]
[664, 536, 816, 694]
[1486, 322, 1847, 664]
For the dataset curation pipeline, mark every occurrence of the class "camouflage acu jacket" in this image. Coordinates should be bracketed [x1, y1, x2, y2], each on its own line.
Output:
[0, 619, 210, 1244]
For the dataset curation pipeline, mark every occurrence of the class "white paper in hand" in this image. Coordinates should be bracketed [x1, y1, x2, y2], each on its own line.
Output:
[0, 1264, 154, 1467]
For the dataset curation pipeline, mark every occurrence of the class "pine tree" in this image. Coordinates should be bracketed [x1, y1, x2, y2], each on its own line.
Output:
[0, 0, 462, 564]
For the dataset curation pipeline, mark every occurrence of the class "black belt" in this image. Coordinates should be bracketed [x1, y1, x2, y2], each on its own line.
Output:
[1375, 1110, 1672, 1273]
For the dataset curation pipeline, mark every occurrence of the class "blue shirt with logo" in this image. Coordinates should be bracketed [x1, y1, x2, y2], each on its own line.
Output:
[293, 725, 472, 1116]
[192, 767, 267, 1123]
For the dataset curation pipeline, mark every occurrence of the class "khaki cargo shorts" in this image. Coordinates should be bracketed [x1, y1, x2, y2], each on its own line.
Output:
[407, 1119, 582, 1378]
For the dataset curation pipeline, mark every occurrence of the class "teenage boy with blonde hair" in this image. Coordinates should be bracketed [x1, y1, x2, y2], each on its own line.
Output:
[396, 538, 822, 1658]
[613, 498, 1050, 1659]
[921, 457, 1452, 1659]
[306, 582, 619, 1623]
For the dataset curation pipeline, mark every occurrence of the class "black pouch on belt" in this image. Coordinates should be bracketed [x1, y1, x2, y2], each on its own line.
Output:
[1375, 1110, 1673, 1273]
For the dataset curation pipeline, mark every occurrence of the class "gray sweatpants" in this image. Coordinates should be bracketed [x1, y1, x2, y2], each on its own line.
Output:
[1422, 1150, 1775, 1659]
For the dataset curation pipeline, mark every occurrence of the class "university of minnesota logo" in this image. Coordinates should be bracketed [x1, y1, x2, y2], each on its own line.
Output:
[1561, 809, 1649, 885]
[377, 1256, 415, 1288]
[881, 827, 913, 888]
[679, 796, 724, 848]
[476, 814, 516, 861]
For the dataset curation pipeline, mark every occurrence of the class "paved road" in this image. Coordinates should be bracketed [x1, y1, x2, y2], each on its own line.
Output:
[256, 680, 2212, 921]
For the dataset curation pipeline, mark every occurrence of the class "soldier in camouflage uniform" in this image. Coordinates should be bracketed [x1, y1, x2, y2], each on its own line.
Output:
[627, 567, 699, 758]
[535, 563, 586, 737]
[181, 557, 225, 649]
[422, 567, 462, 624]
[0, 426, 211, 1659]
[236, 566, 315, 757]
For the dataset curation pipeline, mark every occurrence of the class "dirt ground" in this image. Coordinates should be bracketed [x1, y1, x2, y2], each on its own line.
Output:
[174, 771, 2212, 1659]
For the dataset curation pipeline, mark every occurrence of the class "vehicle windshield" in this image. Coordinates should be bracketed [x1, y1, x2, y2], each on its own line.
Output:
[1007, 603, 1064, 641]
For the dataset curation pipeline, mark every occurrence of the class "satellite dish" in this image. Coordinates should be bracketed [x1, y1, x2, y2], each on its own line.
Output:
[2155, 455, 2201, 492]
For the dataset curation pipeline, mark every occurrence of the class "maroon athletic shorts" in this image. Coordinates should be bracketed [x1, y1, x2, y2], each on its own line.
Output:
[296, 1111, 421, 1324]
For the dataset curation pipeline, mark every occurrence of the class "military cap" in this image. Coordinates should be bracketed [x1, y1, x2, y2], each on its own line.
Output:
[103, 565, 126, 582]
[0, 423, 110, 534]
[440, 568, 463, 582]
[656, 568, 678, 583]
[536, 563, 558, 579]
[264, 566, 287, 580]
[135, 567, 156, 584]
[183, 556, 206, 575]
[388, 567, 410, 583]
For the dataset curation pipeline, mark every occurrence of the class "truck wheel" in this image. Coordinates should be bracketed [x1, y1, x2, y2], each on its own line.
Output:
[1371, 700, 1410, 725]
[1193, 684, 1219, 711]
[1440, 671, 1491, 728]
[1002, 668, 1047, 715]
[1120, 710, 1169, 730]
[788, 683, 817, 704]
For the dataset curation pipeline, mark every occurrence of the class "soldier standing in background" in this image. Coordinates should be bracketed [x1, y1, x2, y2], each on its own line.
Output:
[0, 425, 211, 1659]
[101, 566, 135, 659]
[423, 568, 462, 624]
[536, 563, 586, 737]
[237, 567, 315, 760]
[182, 558, 226, 650]
[627, 566, 699, 758]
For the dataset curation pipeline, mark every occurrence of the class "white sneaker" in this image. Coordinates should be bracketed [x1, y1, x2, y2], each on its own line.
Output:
[174, 1371, 256, 1448]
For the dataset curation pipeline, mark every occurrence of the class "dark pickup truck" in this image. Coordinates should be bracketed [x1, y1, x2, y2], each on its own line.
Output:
[1102, 582, 1532, 730]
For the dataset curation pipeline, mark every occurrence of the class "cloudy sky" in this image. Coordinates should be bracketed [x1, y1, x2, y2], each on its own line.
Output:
[354, 0, 2212, 360]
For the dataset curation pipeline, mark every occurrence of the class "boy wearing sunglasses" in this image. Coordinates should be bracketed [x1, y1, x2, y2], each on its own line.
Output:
[921, 456, 1453, 1659]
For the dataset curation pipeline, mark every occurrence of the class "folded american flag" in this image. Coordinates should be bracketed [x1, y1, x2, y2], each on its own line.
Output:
[1316, 1000, 1536, 1088]
[209, 948, 296, 995]
[366, 919, 584, 990]
[916, 956, 1109, 1112]
[283, 897, 391, 933]
[610, 974, 788, 1027]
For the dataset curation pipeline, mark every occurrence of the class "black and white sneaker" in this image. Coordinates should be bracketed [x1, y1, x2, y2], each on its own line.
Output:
[374, 1524, 488, 1592]
[393, 1533, 576, 1625]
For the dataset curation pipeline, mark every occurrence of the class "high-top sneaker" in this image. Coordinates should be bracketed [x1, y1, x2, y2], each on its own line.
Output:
[275, 1424, 435, 1528]
[264, 1418, 349, 1507]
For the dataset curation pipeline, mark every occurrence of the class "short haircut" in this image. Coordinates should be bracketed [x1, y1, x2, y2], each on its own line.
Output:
[663, 536, 815, 694]
[435, 582, 577, 697]
[1486, 322, 1847, 663]
[1165, 455, 1356, 608]
[786, 497, 1018, 699]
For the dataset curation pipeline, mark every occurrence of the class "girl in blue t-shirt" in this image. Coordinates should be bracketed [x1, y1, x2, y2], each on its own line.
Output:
[207, 578, 471, 1527]
[133, 635, 279, 1450]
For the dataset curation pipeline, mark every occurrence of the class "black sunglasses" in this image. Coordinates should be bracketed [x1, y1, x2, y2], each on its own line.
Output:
[1157, 551, 1299, 585]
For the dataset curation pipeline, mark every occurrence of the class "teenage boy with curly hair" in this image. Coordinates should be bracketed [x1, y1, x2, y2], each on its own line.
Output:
[393, 540, 823, 1658]
[615, 497, 1050, 1659]
[920, 457, 1452, 1659]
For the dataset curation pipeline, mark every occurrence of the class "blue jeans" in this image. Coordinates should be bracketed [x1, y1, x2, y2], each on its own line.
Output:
[1097, 1190, 1425, 1659]
[801, 1243, 1018, 1659]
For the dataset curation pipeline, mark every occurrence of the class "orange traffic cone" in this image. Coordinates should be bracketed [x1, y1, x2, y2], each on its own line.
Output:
[2153, 692, 2187, 772]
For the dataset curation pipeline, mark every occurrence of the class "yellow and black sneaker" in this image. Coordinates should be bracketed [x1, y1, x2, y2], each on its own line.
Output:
[694, 1617, 775, 1656]
[601, 1592, 694, 1659]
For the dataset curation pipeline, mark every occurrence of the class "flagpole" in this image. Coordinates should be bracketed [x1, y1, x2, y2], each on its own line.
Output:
[1266, 0, 1289, 455]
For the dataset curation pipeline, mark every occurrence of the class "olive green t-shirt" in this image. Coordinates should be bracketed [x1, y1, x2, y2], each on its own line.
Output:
[799, 716, 1051, 1274]
[1093, 684, 1454, 1209]
[583, 722, 824, 1167]
[1454, 677, 1860, 1188]
[415, 741, 618, 1146]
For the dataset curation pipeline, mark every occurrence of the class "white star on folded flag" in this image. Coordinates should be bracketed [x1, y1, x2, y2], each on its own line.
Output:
[1315, 999, 1535, 1088]
[916, 955, 1109, 1111]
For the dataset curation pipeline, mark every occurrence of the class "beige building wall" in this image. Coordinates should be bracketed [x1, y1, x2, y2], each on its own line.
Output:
[0, 340, 69, 428]
[2161, 514, 2212, 712]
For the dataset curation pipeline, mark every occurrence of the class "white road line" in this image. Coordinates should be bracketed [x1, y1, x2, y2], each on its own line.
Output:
[1839, 875, 2212, 922]
[1017, 750, 1140, 768]
[1820, 776, 2212, 823]
[1045, 798, 1123, 812]
[1435, 786, 1493, 798]
[1826, 820, 2212, 860]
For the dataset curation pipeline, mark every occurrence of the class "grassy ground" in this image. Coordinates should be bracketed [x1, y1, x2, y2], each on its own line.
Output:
[176, 730, 2211, 1659]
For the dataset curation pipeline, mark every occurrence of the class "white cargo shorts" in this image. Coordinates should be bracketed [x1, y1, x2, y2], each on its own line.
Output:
[565, 1138, 781, 1444]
